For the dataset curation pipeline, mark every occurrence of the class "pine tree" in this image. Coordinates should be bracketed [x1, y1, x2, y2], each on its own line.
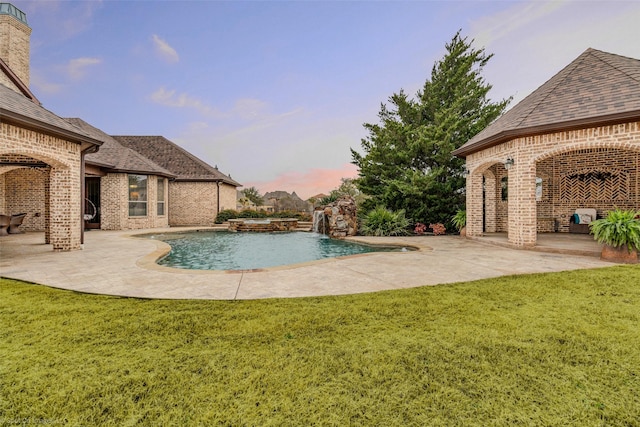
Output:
[351, 31, 510, 225]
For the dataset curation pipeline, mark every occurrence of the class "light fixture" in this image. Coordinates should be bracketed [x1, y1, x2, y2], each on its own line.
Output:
[462, 168, 470, 178]
[504, 157, 514, 170]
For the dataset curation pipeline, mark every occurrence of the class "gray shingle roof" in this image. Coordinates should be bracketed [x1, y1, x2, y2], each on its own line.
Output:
[454, 48, 640, 157]
[0, 83, 101, 147]
[112, 135, 241, 186]
[66, 118, 175, 177]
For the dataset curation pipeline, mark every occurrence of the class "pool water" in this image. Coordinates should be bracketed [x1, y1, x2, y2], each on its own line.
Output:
[150, 231, 400, 270]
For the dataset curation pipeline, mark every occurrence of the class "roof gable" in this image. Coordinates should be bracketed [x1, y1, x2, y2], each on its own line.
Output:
[454, 48, 640, 157]
[112, 135, 241, 186]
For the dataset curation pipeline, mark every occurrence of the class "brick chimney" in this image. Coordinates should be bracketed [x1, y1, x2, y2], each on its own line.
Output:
[0, 3, 32, 87]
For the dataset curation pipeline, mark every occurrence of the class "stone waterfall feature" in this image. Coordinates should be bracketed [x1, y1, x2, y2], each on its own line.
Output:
[312, 210, 328, 234]
[312, 196, 358, 238]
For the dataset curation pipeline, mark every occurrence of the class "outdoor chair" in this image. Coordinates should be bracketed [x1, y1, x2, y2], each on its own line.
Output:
[0, 214, 9, 236]
[8, 213, 27, 234]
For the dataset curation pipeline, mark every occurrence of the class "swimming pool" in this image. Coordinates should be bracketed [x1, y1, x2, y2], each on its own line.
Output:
[149, 231, 402, 271]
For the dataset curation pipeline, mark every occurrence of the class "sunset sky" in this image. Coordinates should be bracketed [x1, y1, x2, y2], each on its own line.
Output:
[12, 0, 640, 199]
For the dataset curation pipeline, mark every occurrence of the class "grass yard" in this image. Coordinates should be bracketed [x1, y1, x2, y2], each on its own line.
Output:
[1, 266, 639, 426]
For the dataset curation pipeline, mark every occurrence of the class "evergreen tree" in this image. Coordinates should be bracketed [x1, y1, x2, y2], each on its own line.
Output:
[351, 31, 510, 225]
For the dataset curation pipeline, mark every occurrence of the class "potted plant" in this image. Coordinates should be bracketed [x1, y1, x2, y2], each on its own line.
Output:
[589, 209, 640, 264]
[451, 209, 466, 237]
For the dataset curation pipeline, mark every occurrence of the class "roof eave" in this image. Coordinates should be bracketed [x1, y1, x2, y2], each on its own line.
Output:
[1, 107, 103, 149]
[453, 110, 640, 158]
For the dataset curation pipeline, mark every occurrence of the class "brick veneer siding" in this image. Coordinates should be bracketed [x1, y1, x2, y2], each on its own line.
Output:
[0, 14, 31, 88]
[1, 122, 82, 250]
[218, 182, 237, 212]
[168, 181, 217, 226]
[98, 173, 169, 230]
[465, 121, 640, 247]
[167, 181, 236, 226]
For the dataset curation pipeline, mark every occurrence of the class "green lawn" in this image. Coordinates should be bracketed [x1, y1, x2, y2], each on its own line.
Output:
[1, 267, 639, 426]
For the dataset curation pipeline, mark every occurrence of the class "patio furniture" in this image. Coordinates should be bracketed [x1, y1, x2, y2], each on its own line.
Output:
[8, 213, 27, 234]
[0, 214, 10, 236]
[569, 208, 597, 234]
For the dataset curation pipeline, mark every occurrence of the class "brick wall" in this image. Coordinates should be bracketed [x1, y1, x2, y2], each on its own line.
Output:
[1, 167, 46, 230]
[465, 121, 640, 246]
[1, 122, 83, 250]
[168, 181, 217, 226]
[218, 182, 237, 212]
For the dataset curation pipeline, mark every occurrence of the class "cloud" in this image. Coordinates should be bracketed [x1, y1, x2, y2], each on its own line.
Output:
[471, 1, 566, 48]
[150, 87, 224, 118]
[24, 0, 103, 41]
[242, 164, 358, 200]
[30, 71, 63, 95]
[65, 57, 102, 80]
[152, 34, 179, 63]
[470, 1, 640, 106]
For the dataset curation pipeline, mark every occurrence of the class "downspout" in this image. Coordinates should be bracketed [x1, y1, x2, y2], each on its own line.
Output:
[216, 180, 221, 214]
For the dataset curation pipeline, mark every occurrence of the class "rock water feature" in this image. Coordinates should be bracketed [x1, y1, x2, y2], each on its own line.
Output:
[312, 196, 358, 238]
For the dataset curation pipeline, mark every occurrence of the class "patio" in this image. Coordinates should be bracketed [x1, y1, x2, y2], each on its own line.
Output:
[0, 229, 613, 300]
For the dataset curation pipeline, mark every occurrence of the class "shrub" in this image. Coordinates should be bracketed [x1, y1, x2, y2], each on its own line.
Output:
[590, 208, 640, 252]
[429, 223, 446, 236]
[215, 209, 239, 223]
[451, 209, 466, 232]
[414, 222, 427, 235]
[360, 206, 410, 236]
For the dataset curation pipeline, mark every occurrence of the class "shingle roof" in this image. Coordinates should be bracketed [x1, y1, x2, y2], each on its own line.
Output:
[0, 83, 101, 147]
[112, 135, 241, 186]
[453, 48, 640, 157]
[66, 118, 175, 177]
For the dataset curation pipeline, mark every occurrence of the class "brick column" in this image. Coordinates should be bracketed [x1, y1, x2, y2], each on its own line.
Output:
[466, 171, 483, 237]
[49, 166, 81, 251]
[507, 159, 537, 247]
[44, 169, 50, 244]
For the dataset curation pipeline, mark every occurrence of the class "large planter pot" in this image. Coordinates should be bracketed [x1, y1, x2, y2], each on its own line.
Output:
[459, 226, 467, 238]
[600, 244, 638, 264]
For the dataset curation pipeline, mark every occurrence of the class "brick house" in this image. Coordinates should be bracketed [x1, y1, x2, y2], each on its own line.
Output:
[1, 3, 239, 249]
[1, 4, 102, 251]
[453, 48, 640, 247]
[67, 118, 177, 231]
[112, 136, 240, 226]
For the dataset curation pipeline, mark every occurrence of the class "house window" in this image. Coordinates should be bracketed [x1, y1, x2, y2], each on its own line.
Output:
[157, 178, 165, 216]
[501, 176, 508, 201]
[128, 174, 147, 216]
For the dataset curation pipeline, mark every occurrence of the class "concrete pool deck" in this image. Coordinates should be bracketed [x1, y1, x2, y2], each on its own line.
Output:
[0, 228, 616, 300]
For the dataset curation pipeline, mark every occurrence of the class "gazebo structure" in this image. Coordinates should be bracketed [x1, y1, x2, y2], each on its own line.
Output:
[453, 48, 640, 247]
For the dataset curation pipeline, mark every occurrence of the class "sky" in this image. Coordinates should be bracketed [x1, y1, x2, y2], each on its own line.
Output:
[11, 0, 640, 199]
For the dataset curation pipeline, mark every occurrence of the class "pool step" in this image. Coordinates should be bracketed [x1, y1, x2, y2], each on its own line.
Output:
[210, 222, 230, 230]
[297, 221, 313, 232]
